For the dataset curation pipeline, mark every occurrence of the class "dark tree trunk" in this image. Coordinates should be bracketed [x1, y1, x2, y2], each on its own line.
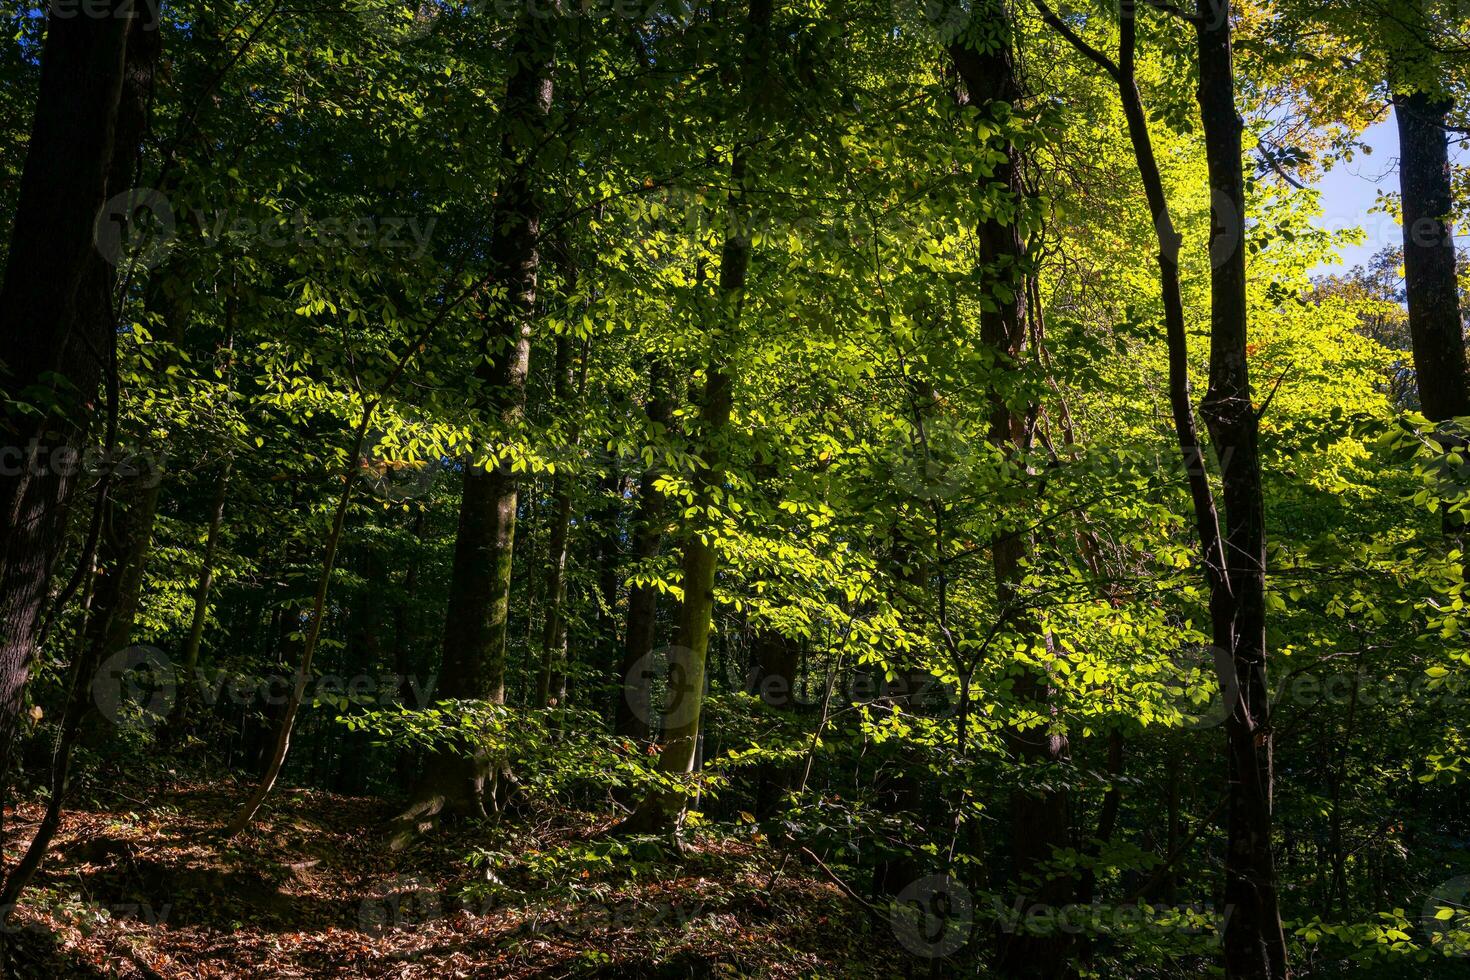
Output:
[1193, 3, 1289, 977]
[392, 509, 427, 787]
[404, 16, 556, 823]
[169, 461, 231, 730]
[0, 0, 161, 913]
[592, 468, 623, 706]
[619, 0, 772, 836]
[536, 337, 575, 708]
[94, 266, 197, 661]
[0, 0, 144, 806]
[948, 7, 1073, 976]
[746, 629, 798, 817]
[616, 359, 675, 742]
[338, 546, 387, 794]
[1394, 90, 1469, 422]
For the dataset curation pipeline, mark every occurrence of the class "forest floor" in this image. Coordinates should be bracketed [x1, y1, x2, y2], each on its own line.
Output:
[0, 774, 902, 978]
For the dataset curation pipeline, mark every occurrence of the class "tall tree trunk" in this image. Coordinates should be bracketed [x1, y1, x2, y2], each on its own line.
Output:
[745, 629, 798, 817]
[401, 16, 557, 825]
[619, 0, 772, 836]
[391, 510, 427, 786]
[536, 337, 575, 707]
[592, 468, 623, 706]
[1193, 3, 1289, 977]
[95, 265, 198, 660]
[0, 0, 144, 810]
[169, 461, 231, 729]
[616, 359, 675, 742]
[0, 0, 161, 913]
[1394, 89, 1469, 423]
[948, 7, 1073, 976]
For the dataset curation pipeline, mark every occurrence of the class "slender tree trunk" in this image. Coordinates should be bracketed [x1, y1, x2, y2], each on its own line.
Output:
[0, 0, 144, 811]
[1035, 4, 1284, 969]
[1193, 4, 1289, 977]
[401, 16, 557, 824]
[948, 7, 1073, 976]
[618, 0, 772, 836]
[746, 629, 798, 817]
[616, 359, 675, 742]
[392, 509, 426, 787]
[592, 468, 623, 705]
[95, 266, 198, 659]
[536, 338, 576, 707]
[1327, 665, 1359, 917]
[168, 461, 231, 727]
[1393, 89, 1469, 423]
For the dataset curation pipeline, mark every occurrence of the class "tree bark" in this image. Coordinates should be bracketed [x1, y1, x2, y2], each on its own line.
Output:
[1193, 3, 1289, 977]
[169, 461, 232, 728]
[0, 0, 161, 913]
[948, 7, 1073, 976]
[616, 359, 675, 742]
[403, 16, 556, 823]
[746, 629, 798, 817]
[94, 265, 198, 661]
[0, 0, 144, 811]
[618, 0, 772, 836]
[1394, 89, 1469, 423]
[536, 337, 580, 707]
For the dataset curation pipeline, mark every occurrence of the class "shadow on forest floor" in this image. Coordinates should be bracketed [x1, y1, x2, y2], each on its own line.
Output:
[0, 776, 899, 978]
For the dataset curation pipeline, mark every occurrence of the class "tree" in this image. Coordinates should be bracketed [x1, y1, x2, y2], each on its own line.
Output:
[619, 0, 775, 837]
[1394, 85, 1469, 423]
[0, 0, 158, 810]
[398, 13, 559, 825]
[1192, 2, 1290, 975]
[947, 6, 1074, 975]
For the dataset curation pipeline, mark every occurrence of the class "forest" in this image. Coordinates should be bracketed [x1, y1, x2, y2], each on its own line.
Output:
[0, 0, 1466, 977]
